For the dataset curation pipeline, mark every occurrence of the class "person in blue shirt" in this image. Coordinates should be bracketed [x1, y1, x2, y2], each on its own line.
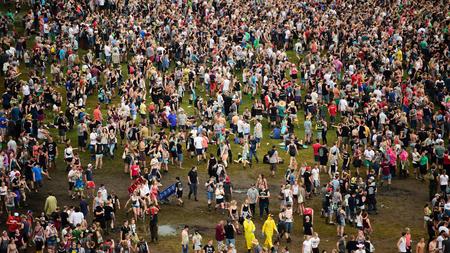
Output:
[0, 112, 8, 137]
[168, 110, 177, 131]
[32, 164, 49, 191]
[270, 127, 281, 139]
[10, 105, 21, 122]
[249, 136, 259, 165]
[2, 92, 11, 109]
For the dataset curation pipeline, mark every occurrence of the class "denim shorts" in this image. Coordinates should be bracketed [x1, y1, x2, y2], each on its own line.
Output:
[285, 222, 293, 233]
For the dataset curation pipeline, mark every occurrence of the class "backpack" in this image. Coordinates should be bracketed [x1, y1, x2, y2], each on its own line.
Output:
[138, 242, 148, 253]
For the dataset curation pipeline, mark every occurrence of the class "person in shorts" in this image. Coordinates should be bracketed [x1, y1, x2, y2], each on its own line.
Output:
[175, 177, 184, 206]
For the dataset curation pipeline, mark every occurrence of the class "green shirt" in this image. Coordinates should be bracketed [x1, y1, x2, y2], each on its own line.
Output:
[420, 155, 428, 166]
[435, 146, 445, 159]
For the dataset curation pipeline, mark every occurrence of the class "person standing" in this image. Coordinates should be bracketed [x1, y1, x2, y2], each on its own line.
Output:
[249, 136, 259, 165]
[302, 235, 313, 253]
[247, 184, 259, 215]
[439, 170, 449, 198]
[215, 220, 226, 251]
[188, 167, 199, 201]
[181, 225, 189, 253]
[224, 220, 236, 247]
[397, 232, 407, 253]
[258, 186, 270, 218]
[148, 203, 159, 243]
[192, 230, 202, 253]
[310, 232, 320, 253]
[268, 146, 279, 176]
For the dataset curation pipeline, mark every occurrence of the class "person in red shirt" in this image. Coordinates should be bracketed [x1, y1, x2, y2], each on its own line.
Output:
[312, 139, 322, 163]
[6, 212, 21, 237]
[215, 220, 225, 249]
[328, 101, 338, 123]
[93, 104, 102, 124]
[129, 161, 140, 180]
[443, 151, 450, 175]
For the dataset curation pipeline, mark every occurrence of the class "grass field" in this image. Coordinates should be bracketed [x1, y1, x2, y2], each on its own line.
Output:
[0, 6, 430, 253]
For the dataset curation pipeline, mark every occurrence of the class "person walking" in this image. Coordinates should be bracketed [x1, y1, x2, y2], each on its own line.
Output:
[44, 192, 57, 216]
[262, 214, 278, 250]
[188, 167, 199, 201]
[243, 216, 256, 253]
[247, 184, 259, 215]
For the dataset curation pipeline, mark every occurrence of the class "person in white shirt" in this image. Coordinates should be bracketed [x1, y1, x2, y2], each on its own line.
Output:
[104, 44, 111, 64]
[311, 166, 320, 194]
[254, 120, 263, 147]
[397, 232, 407, 253]
[364, 146, 375, 174]
[194, 133, 204, 163]
[339, 98, 348, 114]
[439, 171, 449, 196]
[310, 232, 320, 253]
[302, 235, 313, 253]
[69, 207, 84, 226]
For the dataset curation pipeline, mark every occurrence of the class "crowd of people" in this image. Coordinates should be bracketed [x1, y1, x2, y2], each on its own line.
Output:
[0, 0, 449, 251]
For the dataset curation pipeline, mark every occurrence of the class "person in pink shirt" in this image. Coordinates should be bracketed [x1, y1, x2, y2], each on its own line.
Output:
[388, 147, 398, 177]
[399, 149, 409, 178]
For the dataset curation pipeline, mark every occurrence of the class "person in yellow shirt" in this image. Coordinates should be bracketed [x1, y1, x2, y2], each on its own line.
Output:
[262, 214, 278, 249]
[140, 123, 149, 140]
[139, 101, 147, 121]
[243, 215, 256, 253]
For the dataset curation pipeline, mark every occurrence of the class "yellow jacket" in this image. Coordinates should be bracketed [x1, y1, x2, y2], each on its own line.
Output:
[244, 219, 255, 235]
[262, 216, 277, 235]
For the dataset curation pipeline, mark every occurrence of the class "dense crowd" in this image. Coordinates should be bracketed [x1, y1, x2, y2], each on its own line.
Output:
[0, 0, 449, 252]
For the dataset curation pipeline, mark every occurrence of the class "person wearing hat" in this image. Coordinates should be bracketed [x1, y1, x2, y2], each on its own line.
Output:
[262, 214, 278, 249]
[243, 215, 256, 253]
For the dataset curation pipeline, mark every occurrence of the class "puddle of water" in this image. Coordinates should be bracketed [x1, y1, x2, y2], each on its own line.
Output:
[159, 225, 177, 237]
[233, 189, 247, 194]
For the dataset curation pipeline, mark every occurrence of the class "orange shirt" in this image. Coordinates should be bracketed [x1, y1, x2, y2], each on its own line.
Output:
[93, 108, 102, 122]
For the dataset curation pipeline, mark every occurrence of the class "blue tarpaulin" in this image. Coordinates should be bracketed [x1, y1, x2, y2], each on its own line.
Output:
[158, 183, 177, 200]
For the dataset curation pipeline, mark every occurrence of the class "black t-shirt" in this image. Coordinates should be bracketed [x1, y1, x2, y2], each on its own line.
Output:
[224, 224, 235, 239]
[94, 206, 104, 221]
[303, 221, 313, 235]
[188, 170, 198, 184]
[176, 181, 183, 192]
[104, 205, 114, 220]
[443, 239, 450, 253]
[203, 245, 215, 253]
[46, 142, 57, 155]
[120, 225, 130, 240]
[346, 240, 357, 253]
[259, 189, 269, 203]
[341, 126, 350, 137]
[57, 116, 67, 130]
[60, 211, 69, 227]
